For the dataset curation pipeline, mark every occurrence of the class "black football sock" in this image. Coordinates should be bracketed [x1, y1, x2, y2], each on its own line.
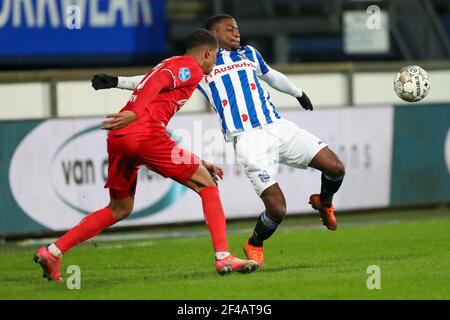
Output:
[248, 211, 280, 247]
[320, 173, 344, 207]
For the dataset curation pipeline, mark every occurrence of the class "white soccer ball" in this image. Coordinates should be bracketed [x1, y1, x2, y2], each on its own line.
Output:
[394, 65, 430, 102]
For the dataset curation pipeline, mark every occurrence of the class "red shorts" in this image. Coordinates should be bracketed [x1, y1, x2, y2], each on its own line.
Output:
[104, 130, 200, 199]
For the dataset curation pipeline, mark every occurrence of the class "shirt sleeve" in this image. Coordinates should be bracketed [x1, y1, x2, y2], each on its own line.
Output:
[121, 69, 174, 117]
[117, 75, 146, 90]
[249, 46, 271, 76]
[259, 68, 303, 98]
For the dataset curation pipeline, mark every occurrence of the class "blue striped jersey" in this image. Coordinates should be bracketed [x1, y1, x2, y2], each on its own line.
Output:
[197, 45, 282, 141]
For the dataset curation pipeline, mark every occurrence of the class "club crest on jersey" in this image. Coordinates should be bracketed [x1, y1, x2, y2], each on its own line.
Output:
[258, 170, 271, 183]
[178, 68, 191, 82]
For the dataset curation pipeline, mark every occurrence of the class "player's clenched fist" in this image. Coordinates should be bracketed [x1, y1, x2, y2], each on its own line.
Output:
[92, 73, 118, 90]
[101, 111, 137, 130]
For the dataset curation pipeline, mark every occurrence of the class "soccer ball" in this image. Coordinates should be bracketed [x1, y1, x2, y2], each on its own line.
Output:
[394, 65, 430, 102]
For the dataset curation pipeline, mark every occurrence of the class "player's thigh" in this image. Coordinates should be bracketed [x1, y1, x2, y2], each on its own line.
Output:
[234, 131, 279, 197]
[105, 136, 140, 199]
[136, 135, 203, 189]
[234, 129, 279, 166]
[277, 121, 327, 169]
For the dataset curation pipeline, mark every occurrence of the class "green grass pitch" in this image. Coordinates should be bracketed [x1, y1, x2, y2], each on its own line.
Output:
[0, 207, 449, 299]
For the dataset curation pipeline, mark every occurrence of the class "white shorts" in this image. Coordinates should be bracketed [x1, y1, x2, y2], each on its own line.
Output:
[233, 119, 327, 196]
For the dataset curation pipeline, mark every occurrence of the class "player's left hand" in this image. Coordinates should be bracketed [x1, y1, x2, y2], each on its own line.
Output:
[92, 73, 118, 90]
[203, 160, 224, 181]
[297, 92, 314, 111]
[101, 111, 137, 130]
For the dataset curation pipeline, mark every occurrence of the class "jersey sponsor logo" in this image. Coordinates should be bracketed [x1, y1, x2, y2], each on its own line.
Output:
[204, 60, 257, 82]
[178, 68, 191, 82]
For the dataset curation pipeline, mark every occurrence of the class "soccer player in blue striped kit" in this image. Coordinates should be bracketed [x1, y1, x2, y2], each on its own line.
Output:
[92, 14, 345, 266]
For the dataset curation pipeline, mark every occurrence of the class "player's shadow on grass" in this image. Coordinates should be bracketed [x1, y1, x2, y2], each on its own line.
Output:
[260, 263, 316, 273]
[173, 263, 317, 279]
[99, 263, 320, 282]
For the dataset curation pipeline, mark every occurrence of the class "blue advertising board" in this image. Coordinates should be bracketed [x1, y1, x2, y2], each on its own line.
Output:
[0, 0, 166, 57]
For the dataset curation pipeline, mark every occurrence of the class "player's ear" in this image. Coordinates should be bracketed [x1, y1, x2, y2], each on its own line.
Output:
[205, 47, 212, 60]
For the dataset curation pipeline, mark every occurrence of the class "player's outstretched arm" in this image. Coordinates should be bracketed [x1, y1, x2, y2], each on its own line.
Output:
[91, 74, 145, 91]
[259, 69, 313, 111]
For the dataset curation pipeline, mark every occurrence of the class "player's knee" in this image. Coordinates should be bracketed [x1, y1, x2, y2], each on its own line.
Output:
[109, 202, 133, 221]
[336, 160, 346, 177]
[268, 204, 286, 223]
[189, 174, 217, 193]
[327, 160, 346, 178]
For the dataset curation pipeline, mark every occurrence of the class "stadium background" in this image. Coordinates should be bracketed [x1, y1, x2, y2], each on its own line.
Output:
[0, 0, 449, 300]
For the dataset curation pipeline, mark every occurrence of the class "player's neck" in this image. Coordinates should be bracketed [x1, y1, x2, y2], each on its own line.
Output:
[185, 51, 202, 62]
[184, 52, 204, 70]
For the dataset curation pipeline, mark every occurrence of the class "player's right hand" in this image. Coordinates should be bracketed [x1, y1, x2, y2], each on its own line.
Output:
[101, 111, 137, 130]
[202, 160, 224, 181]
[92, 73, 118, 90]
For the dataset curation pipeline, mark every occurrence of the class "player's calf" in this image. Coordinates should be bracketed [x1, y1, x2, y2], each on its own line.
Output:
[320, 170, 344, 208]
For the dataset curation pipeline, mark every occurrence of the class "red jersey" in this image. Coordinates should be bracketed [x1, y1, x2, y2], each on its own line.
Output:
[111, 55, 204, 136]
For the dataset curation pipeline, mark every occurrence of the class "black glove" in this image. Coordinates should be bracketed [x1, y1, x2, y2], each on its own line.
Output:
[91, 73, 118, 90]
[296, 92, 313, 111]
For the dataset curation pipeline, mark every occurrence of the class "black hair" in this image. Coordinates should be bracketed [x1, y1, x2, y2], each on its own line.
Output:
[205, 14, 233, 31]
[185, 28, 218, 50]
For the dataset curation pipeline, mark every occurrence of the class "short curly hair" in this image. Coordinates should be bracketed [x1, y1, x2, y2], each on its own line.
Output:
[185, 28, 218, 50]
[205, 14, 233, 31]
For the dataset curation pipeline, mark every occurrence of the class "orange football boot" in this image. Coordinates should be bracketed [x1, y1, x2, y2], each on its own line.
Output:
[215, 254, 260, 275]
[33, 246, 63, 282]
[243, 241, 265, 266]
[309, 194, 337, 230]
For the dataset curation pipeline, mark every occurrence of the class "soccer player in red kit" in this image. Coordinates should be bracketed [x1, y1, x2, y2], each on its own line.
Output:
[33, 29, 259, 282]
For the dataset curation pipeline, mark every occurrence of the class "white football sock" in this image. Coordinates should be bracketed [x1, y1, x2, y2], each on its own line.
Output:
[48, 243, 62, 258]
[215, 251, 231, 260]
